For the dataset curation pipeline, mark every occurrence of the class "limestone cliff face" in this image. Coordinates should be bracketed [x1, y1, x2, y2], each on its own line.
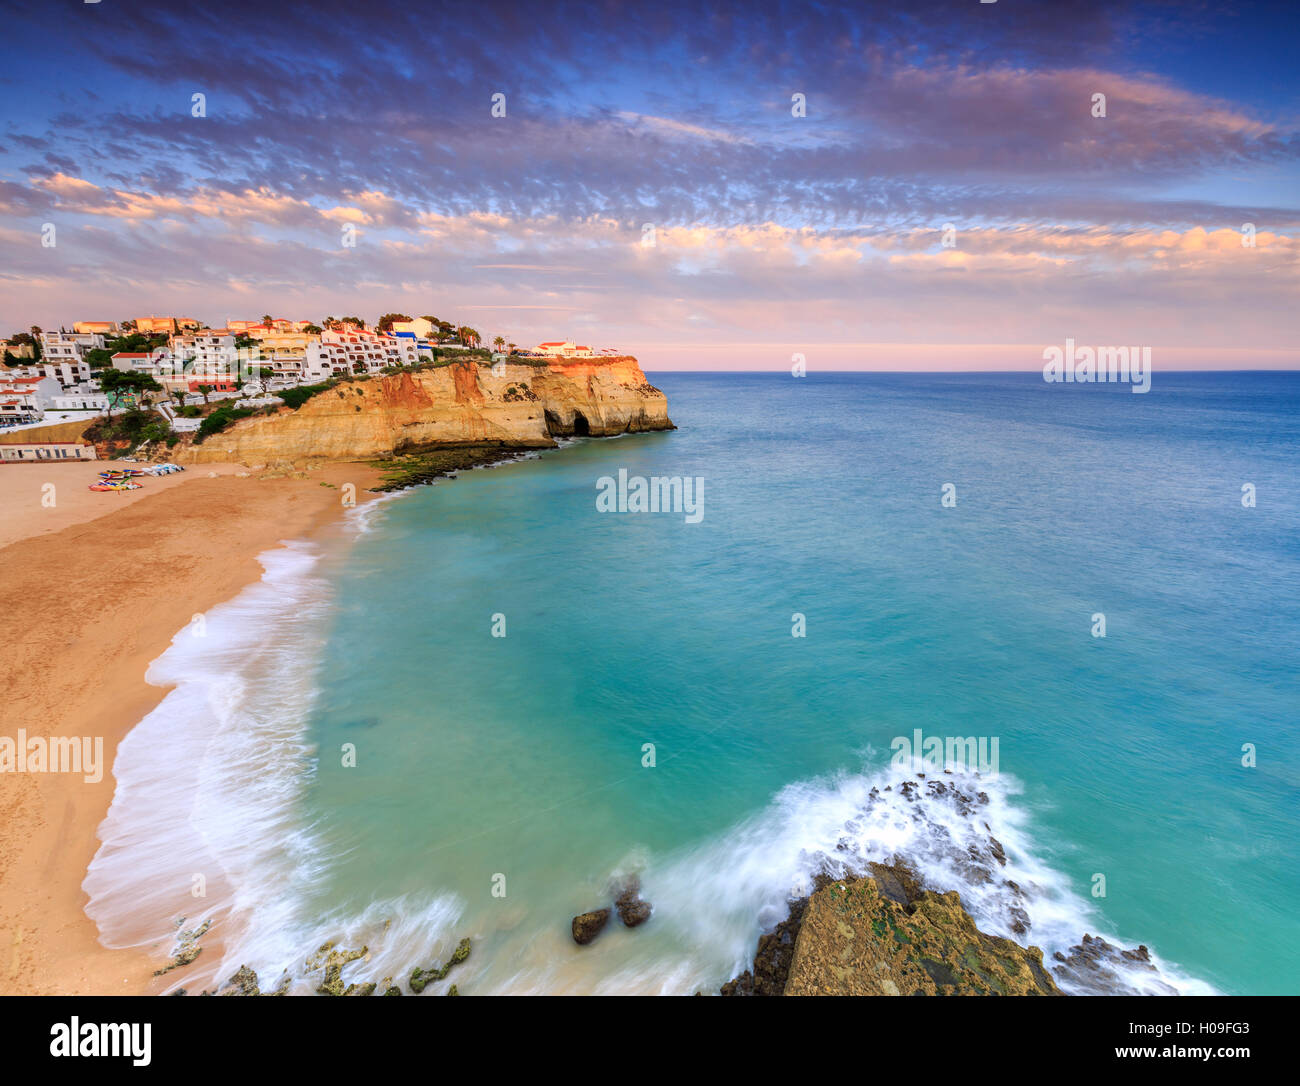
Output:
[179, 356, 672, 466]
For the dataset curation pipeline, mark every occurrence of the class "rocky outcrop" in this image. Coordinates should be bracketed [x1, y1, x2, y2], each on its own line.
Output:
[152, 917, 210, 977]
[178, 356, 673, 467]
[1051, 933, 1174, 995]
[723, 862, 1062, 997]
[613, 876, 652, 928]
[409, 938, 472, 993]
[719, 894, 810, 996]
[306, 942, 372, 996]
[572, 909, 611, 946]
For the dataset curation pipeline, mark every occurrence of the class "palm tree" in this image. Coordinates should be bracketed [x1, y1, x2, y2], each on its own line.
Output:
[507, 342, 517, 354]
[493, 336, 505, 351]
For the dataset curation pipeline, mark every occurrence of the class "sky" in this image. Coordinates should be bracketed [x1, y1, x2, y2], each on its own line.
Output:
[0, 0, 1297, 370]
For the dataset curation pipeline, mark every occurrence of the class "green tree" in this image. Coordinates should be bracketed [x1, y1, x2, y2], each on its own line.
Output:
[99, 369, 162, 417]
[377, 313, 413, 333]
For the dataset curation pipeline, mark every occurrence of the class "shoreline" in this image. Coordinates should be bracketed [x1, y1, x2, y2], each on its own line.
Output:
[0, 460, 384, 995]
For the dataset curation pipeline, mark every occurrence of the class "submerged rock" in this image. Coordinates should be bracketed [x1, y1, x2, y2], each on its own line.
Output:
[612, 875, 652, 928]
[153, 917, 211, 977]
[571, 908, 611, 946]
[1052, 934, 1173, 995]
[152, 945, 201, 977]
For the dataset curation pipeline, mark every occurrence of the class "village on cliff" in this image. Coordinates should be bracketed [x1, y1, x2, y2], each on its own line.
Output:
[0, 315, 617, 462]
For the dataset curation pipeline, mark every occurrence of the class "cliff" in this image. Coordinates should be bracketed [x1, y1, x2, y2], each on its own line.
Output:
[178, 356, 673, 467]
[722, 862, 1062, 997]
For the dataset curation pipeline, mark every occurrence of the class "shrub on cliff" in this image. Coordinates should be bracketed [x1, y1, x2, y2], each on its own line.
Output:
[195, 405, 255, 443]
[277, 381, 335, 409]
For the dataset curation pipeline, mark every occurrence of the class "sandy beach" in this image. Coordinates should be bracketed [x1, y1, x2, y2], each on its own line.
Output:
[0, 459, 383, 994]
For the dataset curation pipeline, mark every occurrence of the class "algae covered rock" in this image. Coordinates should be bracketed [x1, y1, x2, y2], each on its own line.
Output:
[305, 942, 370, 996]
[219, 965, 264, 996]
[723, 862, 1062, 997]
[409, 937, 472, 993]
[783, 873, 1061, 996]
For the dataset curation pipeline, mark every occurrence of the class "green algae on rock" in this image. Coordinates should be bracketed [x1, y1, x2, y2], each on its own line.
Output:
[409, 937, 472, 994]
[724, 862, 1062, 996]
[306, 942, 371, 996]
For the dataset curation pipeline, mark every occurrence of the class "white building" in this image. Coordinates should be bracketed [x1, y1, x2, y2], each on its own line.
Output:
[0, 375, 61, 426]
[534, 341, 593, 358]
[111, 349, 176, 380]
[51, 390, 110, 411]
[43, 360, 93, 387]
[320, 328, 417, 374]
[40, 330, 106, 363]
[2, 361, 92, 389]
[0, 441, 97, 462]
[391, 317, 436, 339]
[171, 333, 237, 376]
[393, 331, 436, 360]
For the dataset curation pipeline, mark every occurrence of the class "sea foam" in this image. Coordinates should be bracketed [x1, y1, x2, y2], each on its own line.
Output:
[84, 495, 467, 994]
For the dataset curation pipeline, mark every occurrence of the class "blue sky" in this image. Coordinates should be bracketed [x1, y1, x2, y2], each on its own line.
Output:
[1, 0, 1296, 368]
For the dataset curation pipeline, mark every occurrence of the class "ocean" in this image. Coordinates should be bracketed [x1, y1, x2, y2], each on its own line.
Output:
[84, 371, 1300, 995]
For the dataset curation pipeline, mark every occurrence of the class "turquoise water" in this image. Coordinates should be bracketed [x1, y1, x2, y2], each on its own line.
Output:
[89, 372, 1300, 994]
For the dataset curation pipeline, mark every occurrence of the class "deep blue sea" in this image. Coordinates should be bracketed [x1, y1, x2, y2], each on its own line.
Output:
[87, 372, 1300, 994]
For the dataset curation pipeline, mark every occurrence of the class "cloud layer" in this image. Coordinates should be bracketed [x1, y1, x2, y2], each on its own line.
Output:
[1, 0, 1296, 366]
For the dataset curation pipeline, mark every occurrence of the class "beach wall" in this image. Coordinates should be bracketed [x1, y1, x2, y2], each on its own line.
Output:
[178, 356, 673, 466]
[0, 418, 93, 444]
